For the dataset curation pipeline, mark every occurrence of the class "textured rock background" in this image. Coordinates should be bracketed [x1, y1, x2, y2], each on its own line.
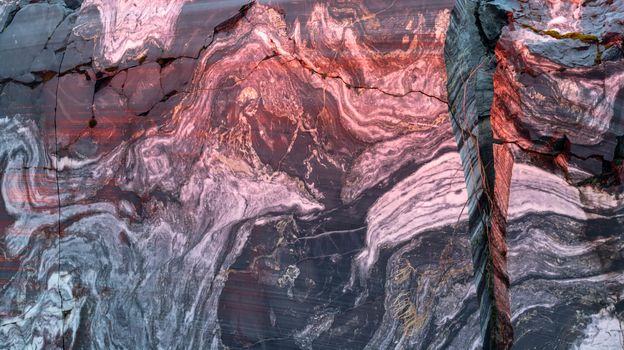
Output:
[0, 0, 622, 349]
[446, 0, 624, 349]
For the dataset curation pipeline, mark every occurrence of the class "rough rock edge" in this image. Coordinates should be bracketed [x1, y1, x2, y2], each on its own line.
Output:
[444, 0, 513, 349]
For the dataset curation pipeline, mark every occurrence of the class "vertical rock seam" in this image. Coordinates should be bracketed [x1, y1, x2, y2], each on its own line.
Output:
[444, 0, 513, 349]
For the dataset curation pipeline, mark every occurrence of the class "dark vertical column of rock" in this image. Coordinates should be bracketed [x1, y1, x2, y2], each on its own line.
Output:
[444, 0, 512, 348]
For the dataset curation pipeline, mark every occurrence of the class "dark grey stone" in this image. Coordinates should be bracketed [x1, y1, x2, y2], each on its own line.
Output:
[47, 12, 77, 51]
[0, 3, 65, 79]
[445, 0, 514, 348]
[569, 156, 604, 175]
[31, 48, 60, 72]
[60, 38, 94, 73]
[0, 2, 18, 32]
[64, 0, 84, 11]
[602, 45, 624, 62]
[13, 72, 36, 84]
[0, 81, 39, 118]
[478, 1, 510, 44]
[164, 0, 247, 59]
[529, 39, 597, 67]
[72, 5, 101, 41]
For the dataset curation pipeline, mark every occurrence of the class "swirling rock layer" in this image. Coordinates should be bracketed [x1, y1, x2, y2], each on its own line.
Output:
[446, 0, 624, 349]
[0, 0, 622, 349]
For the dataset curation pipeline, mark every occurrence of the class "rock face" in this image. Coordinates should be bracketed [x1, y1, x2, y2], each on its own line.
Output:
[446, 0, 624, 349]
[444, 1, 513, 348]
[0, 1, 622, 349]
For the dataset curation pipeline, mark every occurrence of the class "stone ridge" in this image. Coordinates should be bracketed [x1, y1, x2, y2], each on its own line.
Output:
[447, 0, 624, 349]
[445, 0, 514, 349]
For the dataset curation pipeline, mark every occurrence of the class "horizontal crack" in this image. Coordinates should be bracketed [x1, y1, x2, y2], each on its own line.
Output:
[289, 54, 449, 104]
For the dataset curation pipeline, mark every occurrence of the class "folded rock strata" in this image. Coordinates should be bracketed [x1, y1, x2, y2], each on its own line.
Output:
[0, 0, 622, 349]
[446, 0, 624, 349]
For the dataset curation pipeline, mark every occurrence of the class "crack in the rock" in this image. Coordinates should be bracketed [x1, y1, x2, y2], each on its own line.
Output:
[253, 2, 448, 105]
[290, 54, 449, 104]
[51, 2, 259, 154]
[293, 226, 366, 242]
[446, 1, 516, 349]
[52, 41, 65, 350]
[0, 4, 20, 34]
[50, 0, 445, 154]
[4, 2, 455, 347]
[519, 23, 604, 64]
